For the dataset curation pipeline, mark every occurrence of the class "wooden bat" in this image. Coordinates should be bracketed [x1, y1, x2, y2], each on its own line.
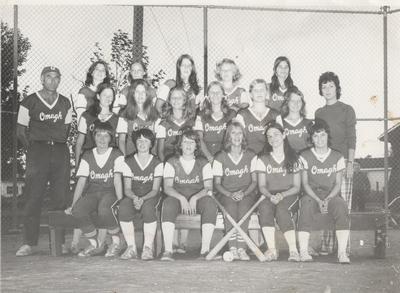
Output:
[206, 195, 266, 261]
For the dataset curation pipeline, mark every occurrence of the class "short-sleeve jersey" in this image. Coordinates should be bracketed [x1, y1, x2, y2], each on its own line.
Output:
[268, 85, 287, 112]
[194, 114, 232, 156]
[213, 150, 257, 194]
[17, 92, 72, 143]
[281, 117, 312, 153]
[256, 153, 299, 193]
[236, 107, 279, 154]
[164, 156, 210, 198]
[78, 112, 119, 150]
[124, 154, 163, 197]
[300, 148, 345, 199]
[225, 87, 250, 109]
[156, 118, 191, 160]
[77, 147, 124, 194]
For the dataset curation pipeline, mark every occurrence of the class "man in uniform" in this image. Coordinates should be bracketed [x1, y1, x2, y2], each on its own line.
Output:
[16, 66, 72, 256]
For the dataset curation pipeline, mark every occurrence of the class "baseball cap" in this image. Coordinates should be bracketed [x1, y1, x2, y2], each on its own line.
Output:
[41, 66, 61, 76]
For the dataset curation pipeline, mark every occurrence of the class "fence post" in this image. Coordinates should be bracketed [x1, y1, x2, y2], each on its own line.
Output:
[133, 6, 144, 62]
[11, 4, 19, 232]
[203, 6, 208, 91]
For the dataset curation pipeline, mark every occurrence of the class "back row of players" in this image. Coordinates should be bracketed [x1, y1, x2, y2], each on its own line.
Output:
[16, 55, 356, 264]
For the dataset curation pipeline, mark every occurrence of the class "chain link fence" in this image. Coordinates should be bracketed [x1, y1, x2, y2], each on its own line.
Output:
[2, 5, 400, 235]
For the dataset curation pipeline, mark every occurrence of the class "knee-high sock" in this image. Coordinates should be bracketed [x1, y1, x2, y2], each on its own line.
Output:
[179, 229, 189, 246]
[298, 231, 310, 253]
[284, 230, 298, 252]
[143, 222, 157, 249]
[336, 230, 350, 255]
[97, 229, 108, 246]
[162, 222, 175, 253]
[262, 227, 276, 250]
[72, 229, 82, 246]
[201, 224, 215, 254]
[120, 221, 136, 248]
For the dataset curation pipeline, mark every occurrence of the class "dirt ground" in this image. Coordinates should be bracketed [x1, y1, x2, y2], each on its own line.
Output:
[2, 229, 400, 293]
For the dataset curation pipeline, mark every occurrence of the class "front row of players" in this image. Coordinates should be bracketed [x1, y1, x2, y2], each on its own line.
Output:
[66, 118, 350, 264]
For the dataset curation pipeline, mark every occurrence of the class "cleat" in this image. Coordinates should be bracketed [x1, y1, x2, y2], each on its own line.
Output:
[16, 245, 33, 257]
[264, 249, 279, 262]
[105, 243, 122, 257]
[120, 245, 138, 260]
[338, 252, 350, 264]
[78, 245, 98, 257]
[237, 248, 250, 261]
[308, 246, 319, 256]
[300, 250, 313, 262]
[160, 251, 174, 261]
[288, 250, 300, 262]
[141, 246, 154, 261]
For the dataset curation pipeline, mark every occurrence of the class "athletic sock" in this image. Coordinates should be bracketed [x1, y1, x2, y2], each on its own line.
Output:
[97, 229, 108, 247]
[162, 222, 175, 253]
[262, 227, 276, 250]
[298, 231, 310, 253]
[111, 234, 121, 246]
[143, 222, 157, 249]
[336, 230, 350, 255]
[71, 229, 82, 246]
[284, 230, 298, 252]
[201, 224, 215, 254]
[120, 221, 136, 248]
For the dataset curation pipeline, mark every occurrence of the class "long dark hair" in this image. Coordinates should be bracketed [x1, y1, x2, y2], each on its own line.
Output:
[270, 56, 294, 94]
[263, 121, 299, 173]
[281, 86, 306, 118]
[201, 81, 234, 122]
[87, 83, 115, 117]
[175, 54, 200, 96]
[119, 79, 157, 122]
[85, 60, 111, 86]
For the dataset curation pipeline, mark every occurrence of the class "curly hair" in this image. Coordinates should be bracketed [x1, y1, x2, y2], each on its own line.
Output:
[161, 86, 195, 122]
[84, 60, 111, 86]
[318, 71, 341, 99]
[214, 58, 242, 83]
[307, 118, 332, 147]
[131, 128, 156, 149]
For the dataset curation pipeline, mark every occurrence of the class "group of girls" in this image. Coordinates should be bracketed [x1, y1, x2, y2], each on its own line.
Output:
[65, 54, 351, 264]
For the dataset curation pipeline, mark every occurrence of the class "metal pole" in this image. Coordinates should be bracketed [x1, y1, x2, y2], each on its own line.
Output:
[203, 6, 208, 91]
[11, 5, 19, 232]
[133, 6, 144, 62]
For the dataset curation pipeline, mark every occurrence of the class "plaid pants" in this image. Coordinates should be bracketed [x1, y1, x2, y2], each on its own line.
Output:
[320, 166, 353, 254]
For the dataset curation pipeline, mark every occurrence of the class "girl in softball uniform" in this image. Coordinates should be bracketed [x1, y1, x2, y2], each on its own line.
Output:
[268, 56, 295, 112]
[66, 121, 125, 257]
[160, 128, 217, 261]
[155, 54, 203, 115]
[194, 81, 235, 163]
[117, 79, 159, 156]
[276, 86, 312, 153]
[298, 119, 350, 263]
[73, 83, 121, 254]
[118, 129, 163, 260]
[113, 61, 157, 114]
[236, 79, 279, 154]
[257, 121, 301, 262]
[214, 58, 250, 113]
[213, 121, 258, 261]
[74, 60, 111, 121]
[156, 87, 195, 162]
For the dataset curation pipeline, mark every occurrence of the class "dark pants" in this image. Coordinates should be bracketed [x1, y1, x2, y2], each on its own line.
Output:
[22, 142, 70, 246]
[258, 195, 297, 233]
[118, 196, 160, 223]
[72, 191, 119, 235]
[298, 196, 350, 232]
[161, 196, 218, 224]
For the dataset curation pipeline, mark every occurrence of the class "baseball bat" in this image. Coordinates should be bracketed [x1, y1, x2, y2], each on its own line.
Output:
[206, 195, 265, 261]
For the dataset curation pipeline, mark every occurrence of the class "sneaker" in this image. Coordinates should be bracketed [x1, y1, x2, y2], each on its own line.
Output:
[338, 252, 350, 264]
[78, 245, 98, 257]
[120, 245, 138, 260]
[198, 251, 209, 260]
[16, 245, 33, 257]
[141, 246, 154, 261]
[237, 248, 250, 261]
[105, 243, 122, 257]
[264, 249, 278, 262]
[160, 251, 174, 261]
[300, 250, 313, 262]
[230, 247, 239, 260]
[308, 246, 319, 256]
[288, 250, 300, 262]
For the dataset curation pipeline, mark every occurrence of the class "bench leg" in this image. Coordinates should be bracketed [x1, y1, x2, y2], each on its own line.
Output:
[49, 227, 64, 256]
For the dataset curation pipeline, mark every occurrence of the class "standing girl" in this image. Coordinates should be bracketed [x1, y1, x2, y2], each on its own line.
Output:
[66, 122, 125, 257]
[74, 60, 111, 121]
[236, 79, 279, 154]
[268, 56, 294, 112]
[298, 119, 350, 263]
[213, 121, 258, 261]
[214, 58, 250, 113]
[194, 81, 235, 163]
[118, 129, 163, 260]
[256, 121, 301, 262]
[155, 54, 202, 115]
[117, 79, 159, 156]
[160, 128, 217, 261]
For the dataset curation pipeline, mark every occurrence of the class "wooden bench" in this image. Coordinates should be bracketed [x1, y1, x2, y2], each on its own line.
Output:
[48, 211, 386, 258]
